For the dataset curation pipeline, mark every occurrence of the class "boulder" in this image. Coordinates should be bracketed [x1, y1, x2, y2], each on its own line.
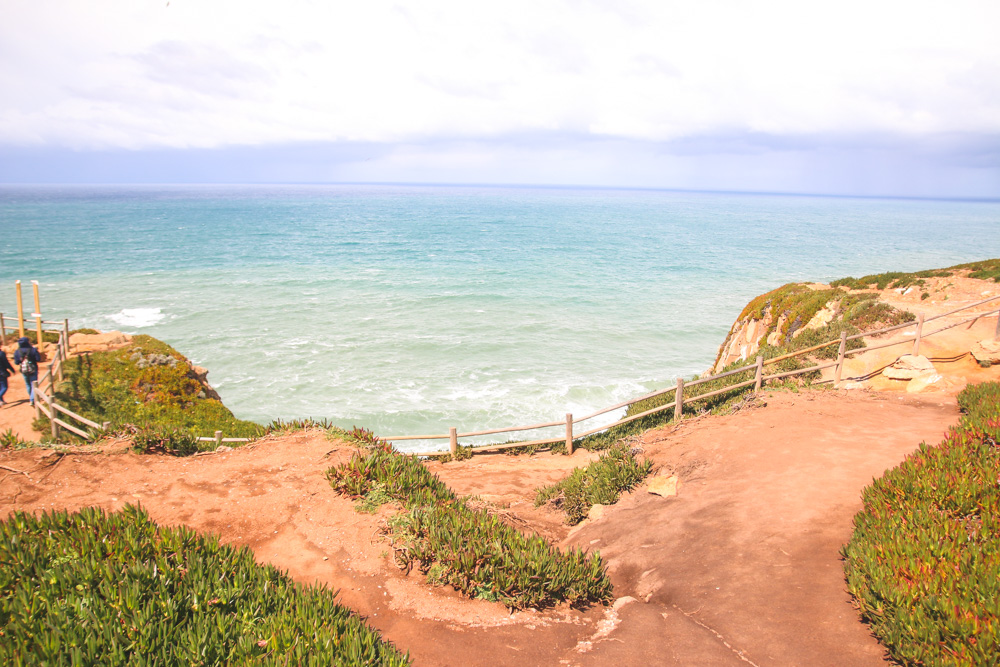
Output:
[907, 373, 942, 393]
[587, 504, 606, 521]
[882, 355, 935, 380]
[971, 339, 1000, 365]
[647, 474, 679, 497]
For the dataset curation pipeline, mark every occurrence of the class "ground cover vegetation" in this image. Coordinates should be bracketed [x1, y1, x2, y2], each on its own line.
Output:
[0, 504, 409, 666]
[326, 438, 614, 610]
[534, 443, 653, 524]
[41, 335, 264, 449]
[841, 381, 1000, 665]
[830, 257, 1000, 290]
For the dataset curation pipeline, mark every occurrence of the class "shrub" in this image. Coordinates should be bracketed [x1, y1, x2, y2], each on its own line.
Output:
[534, 444, 653, 524]
[327, 449, 613, 610]
[841, 381, 1000, 665]
[130, 427, 200, 456]
[0, 428, 33, 450]
[0, 505, 409, 665]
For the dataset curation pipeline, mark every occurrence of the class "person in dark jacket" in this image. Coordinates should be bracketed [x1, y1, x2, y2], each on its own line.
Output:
[0, 350, 14, 407]
[13, 337, 41, 406]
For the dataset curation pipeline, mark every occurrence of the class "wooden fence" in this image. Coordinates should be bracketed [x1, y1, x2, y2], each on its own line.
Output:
[5, 294, 998, 451]
[386, 295, 1000, 457]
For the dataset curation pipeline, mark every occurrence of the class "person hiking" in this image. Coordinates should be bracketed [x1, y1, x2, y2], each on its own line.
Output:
[13, 337, 41, 406]
[0, 350, 14, 407]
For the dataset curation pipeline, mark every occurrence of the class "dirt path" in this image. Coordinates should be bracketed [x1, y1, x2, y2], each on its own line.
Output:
[0, 388, 971, 665]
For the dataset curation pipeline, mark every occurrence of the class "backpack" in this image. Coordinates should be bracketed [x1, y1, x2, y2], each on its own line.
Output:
[20, 351, 37, 375]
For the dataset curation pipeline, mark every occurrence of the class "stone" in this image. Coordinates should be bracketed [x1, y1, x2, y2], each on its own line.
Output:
[907, 374, 942, 393]
[882, 355, 935, 380]
[971, 339, 1000, 364]
[797, 304, 837, 336]
[612, 596, 637, 611]
[587, 504, 606, 521]
[647, 474, 679, 497]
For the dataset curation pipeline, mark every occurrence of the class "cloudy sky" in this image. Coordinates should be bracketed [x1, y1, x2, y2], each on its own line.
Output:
[2, 0, 998, 197]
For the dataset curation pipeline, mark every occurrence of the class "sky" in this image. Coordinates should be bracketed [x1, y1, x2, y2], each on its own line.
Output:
[1, 0, 999, 198]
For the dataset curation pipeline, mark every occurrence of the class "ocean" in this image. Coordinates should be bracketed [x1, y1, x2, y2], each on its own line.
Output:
[1, 184, 998, 450]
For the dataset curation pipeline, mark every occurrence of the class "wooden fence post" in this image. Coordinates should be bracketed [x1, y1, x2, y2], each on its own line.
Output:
[449, 427, 458, 456]
[15, 281, 25, 338]
[835, 331, 847, 386]
[32, 381, 40, 419]
[56, 356, 63, 383]
[754, 355, 764, 392]
[63, 319, 70, 358]
[912, 312, 925, 356]
[0, 313, 5, 346]
[50, 393, 59, 440]
[674, 378, 684, 422]
[995, 310, 1000, 340]
[32, 281, 43, 349]
[102, 421, 111, 431]
[565, 413, 574, 455]
[214, 430, 223, 449]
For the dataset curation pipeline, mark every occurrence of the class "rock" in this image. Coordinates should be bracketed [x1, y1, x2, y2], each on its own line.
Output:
[907, 374, 942, 393]
[840, 381, 867, 390]
[612, 596, 637, 611]
[882, 355, 936, 380]
[587, 504, 606, 521]
[647, 475, 679, 497]
[796, 304, 837, 336]
[69, 331, 132, 353]
[971, 339, 1000, 364]
[215, 445, 233, 452]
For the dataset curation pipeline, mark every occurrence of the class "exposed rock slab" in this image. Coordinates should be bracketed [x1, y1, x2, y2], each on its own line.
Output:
[647, 474, 679, 497]
[882, 354, 935, 380]
[971, 339, 1000, 364]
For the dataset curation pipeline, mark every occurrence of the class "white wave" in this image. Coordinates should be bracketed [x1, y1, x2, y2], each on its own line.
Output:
[109, 307, 165, 328]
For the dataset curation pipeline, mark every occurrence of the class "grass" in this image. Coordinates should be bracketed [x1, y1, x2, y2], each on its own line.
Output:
[830, 257, 1000, 290]
[534, 443, 653, 524]
[43, 335, 264, 448]
[841, 381, 1000, 665]
[326, 445, 613, 610]
[0, 504, 410, 665]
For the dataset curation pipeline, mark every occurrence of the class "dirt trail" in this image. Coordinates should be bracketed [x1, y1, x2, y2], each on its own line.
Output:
[0, 389, 971, 665]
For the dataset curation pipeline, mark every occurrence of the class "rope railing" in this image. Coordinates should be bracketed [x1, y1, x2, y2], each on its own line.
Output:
[389, 295, 1000, 457]
[7, 293, 999, 453]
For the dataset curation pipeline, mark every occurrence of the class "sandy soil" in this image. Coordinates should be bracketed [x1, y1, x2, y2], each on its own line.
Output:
[0, 388, 983, 665]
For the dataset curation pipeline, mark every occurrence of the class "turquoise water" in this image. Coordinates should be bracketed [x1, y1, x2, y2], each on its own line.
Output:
[1, 184, 998, 450]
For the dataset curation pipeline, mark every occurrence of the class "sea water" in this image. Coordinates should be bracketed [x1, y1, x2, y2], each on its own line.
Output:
[1, 184, 998, 450]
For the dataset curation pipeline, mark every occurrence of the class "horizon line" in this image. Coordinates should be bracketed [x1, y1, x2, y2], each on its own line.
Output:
[1, 180, 998, 204]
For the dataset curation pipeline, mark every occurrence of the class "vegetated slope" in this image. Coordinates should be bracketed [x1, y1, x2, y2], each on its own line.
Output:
[842, 381, 1000, 665]
[0, 504, 409, 665]
[48, 334, 263, 445]
[327, 430, 613, 610]
[714, 258, 1000, 374]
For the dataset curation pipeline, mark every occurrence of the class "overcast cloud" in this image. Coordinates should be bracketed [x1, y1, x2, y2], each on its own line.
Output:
[1, 0, 998, 196]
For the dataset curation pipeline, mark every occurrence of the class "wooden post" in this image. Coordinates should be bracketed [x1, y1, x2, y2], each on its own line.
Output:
[912, 312, 925, 357]
[32, 381, 40, 418]
[449, 427, 458, 456]
[63, 319, 70, 359]
[674, 378, 684, 422]
[565, 413, 574, 455]
[32, 281, 43, 349]
[995, 310, 1000, 340]
[56, 356, 63, 382]
[15, 281, 24, 338]
[214, 430, 223, 449]
[0, 313, 5, 346]
[102, 421, 111, 431]
[754, 355, 764, 392]
[50, 392, 59, 440]
[835, 331, 847, 386]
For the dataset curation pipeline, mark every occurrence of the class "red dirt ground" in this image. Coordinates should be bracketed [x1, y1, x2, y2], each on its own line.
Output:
[0, 389, 972, 665]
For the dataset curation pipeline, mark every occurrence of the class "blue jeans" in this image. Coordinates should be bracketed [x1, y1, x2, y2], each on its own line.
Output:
[0, 376, 7, 402]
[23, 373, 37, 403]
